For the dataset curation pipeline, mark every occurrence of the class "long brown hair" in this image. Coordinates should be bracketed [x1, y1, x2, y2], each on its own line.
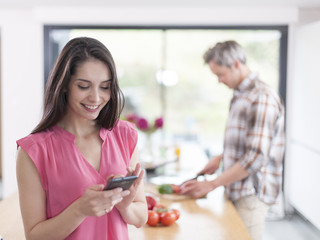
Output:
[32, 37, 124, 134]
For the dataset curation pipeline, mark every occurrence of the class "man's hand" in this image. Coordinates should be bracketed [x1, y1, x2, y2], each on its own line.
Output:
[180, 180, 218, 199]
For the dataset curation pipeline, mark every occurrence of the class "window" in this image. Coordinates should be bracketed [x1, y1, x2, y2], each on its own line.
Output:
[44, 26, 287, 156]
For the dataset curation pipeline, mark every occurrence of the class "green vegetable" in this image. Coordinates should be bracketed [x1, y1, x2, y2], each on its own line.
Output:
[158, 184, 173, 194]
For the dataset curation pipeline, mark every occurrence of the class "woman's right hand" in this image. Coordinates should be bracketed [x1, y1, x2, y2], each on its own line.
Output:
[197, 154, 222, 176]
[75, 184, 130, 217]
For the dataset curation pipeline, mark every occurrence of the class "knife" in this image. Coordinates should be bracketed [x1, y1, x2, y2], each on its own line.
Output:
[180, 173, 205, 185]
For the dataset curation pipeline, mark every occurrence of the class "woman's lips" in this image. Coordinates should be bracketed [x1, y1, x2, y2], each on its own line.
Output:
[82, 104, 100, 111]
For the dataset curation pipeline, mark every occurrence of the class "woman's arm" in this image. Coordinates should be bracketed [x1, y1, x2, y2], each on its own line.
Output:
[116, 147, 148, 228]
[16, 147, 127, 240]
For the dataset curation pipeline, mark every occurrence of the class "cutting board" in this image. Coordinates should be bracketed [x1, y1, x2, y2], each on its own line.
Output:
[144, 183, 191, 201]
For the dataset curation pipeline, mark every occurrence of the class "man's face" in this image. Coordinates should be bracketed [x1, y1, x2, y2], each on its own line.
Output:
[208, 60, 240, 89]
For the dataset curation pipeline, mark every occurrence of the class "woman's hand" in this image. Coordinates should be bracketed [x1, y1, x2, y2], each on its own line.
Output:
[75, 184, 129, 217]
[115, 163, 144, 211]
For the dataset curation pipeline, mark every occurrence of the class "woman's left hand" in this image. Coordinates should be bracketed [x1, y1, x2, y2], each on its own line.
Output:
[115, 163, 144, 211]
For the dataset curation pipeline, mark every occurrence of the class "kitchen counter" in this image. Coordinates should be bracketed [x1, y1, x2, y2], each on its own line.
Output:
[129, 142, 252, 239]
[0, 143, 251, 239]
[128, 185, 252, 240]
[0, 188, 251, 240]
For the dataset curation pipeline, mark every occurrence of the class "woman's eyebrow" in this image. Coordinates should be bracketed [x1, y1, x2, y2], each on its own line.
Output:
[75, 79, 112, 83]
[76, 79, 90, 83]
[102, 79, 112, 83]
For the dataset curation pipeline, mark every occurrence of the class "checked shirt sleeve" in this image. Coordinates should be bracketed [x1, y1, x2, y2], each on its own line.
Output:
[239, 92, 281, 174]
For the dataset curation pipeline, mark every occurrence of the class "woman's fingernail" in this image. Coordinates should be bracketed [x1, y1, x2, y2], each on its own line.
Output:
[123, 190, 130, 196]
[115, 188, 122, 193]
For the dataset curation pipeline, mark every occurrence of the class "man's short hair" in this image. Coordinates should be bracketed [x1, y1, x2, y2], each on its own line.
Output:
[203, 40, 246, 67]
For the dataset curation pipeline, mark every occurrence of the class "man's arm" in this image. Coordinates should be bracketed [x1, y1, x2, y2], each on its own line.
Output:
[180, 161, 249, 199]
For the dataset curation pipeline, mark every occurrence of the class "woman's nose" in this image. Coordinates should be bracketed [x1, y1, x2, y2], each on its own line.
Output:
[89, 88, 100, 102]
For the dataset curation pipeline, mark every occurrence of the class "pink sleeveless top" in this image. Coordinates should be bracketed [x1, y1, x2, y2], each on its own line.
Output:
[17, 120, 137, 240]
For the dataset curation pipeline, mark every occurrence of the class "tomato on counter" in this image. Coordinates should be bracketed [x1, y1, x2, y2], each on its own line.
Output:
[145, 200, 180, 227]
[153, 204, 168, 215]
[147, 211, 160, 226]
[172, 209, 180, 220]
[146, 194, 158, 210]
[160, 211, 177, 226]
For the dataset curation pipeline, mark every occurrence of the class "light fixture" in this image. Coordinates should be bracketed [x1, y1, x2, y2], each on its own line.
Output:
[156, 70, 179, 87]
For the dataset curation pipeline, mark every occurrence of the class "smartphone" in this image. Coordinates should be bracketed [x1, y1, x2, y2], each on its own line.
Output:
[104, 175, 138, 191]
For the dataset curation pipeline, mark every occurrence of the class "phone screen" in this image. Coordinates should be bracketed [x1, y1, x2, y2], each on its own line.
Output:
[104, 175, 138, 191]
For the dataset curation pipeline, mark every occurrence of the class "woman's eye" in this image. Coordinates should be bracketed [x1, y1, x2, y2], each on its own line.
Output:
[101, 84, 111, 90]
[78, 85, 89, 90]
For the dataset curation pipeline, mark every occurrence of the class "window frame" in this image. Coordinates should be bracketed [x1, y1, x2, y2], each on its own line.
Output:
[44, 24, 287, 104]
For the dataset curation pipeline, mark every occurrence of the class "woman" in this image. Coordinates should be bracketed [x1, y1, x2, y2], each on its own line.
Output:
[16, 37, 147, 240]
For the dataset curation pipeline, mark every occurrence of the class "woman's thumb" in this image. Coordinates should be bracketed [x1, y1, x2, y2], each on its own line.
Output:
[89, 184, 105, 191]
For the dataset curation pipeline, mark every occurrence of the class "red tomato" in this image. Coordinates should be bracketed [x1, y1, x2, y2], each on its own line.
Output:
[146, 195, 158, 210]
[160, 211, 176, 226]
[153, 204, 168, 213]
[147, 210, 159, 226]
[171, 184, 181, 194]
[172, 209, 180, 220]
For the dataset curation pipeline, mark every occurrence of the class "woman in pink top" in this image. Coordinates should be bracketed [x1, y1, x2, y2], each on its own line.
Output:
[16, 37, 148, 240]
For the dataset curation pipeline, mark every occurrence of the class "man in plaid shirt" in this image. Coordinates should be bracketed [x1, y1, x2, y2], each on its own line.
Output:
[181, 40, 285, 240]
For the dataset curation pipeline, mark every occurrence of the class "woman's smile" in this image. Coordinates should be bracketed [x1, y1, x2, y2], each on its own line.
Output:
[82, 104, 101, 111]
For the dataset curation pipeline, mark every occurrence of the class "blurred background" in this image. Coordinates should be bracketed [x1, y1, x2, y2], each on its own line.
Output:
[46, 27, 281, 154]
[0, 1, 320, 239]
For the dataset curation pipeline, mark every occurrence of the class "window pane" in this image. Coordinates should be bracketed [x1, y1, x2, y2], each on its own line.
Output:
[69, 29, 163, 119]
[164, 29, 280, 153]
[47, 28, 281, 156]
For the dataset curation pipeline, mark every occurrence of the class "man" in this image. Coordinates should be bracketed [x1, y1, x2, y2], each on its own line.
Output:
[180, 40, 285, 240]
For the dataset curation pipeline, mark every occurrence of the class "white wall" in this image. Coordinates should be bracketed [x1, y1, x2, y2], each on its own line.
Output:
[285, 10, 320, 229]
[0, 9, 44, 198]
[0, 6, 299, 199]
[32, 6, 298, 25]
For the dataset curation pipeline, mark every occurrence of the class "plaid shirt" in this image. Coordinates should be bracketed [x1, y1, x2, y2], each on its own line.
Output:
[223, 73, 285, 205]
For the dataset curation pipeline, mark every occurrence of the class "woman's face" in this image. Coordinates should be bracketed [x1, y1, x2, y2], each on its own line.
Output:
[66, 59, 112, 121]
